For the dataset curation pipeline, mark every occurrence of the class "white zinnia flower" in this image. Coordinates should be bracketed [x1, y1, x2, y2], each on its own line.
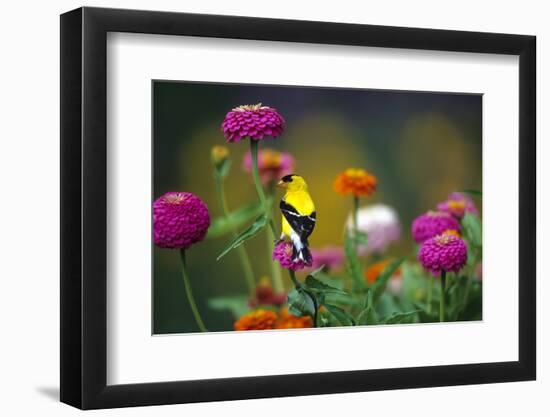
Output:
[347, 204, 401, 255]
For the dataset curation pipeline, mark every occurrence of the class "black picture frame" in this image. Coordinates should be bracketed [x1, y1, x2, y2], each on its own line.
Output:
[60, 6, 536, 410]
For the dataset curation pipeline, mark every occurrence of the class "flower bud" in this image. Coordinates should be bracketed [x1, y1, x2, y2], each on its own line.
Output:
[210, 145, 229, 167]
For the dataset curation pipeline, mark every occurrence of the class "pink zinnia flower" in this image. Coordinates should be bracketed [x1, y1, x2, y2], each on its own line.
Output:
[221, 103, 285, 143]
[411, 211, 460, 243]
[272, 241, 312, 271]
[476, 262, 483, 282]
[242, 148, 295, 185]
[418, 233, 468, 275]
[306, 246, 345, 272]
[437, 192, 479, 219]
[153, 192, 210, 249]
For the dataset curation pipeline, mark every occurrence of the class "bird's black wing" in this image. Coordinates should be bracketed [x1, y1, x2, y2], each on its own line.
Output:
[280, 200, 316, 241]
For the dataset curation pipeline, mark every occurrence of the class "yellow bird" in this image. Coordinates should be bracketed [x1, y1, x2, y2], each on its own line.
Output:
[277, 174, 316, 263]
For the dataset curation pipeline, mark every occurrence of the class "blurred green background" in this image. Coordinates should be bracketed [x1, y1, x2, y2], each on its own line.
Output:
[153, 81, 482, 334]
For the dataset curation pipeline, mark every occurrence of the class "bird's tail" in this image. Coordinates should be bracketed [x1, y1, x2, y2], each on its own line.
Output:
[292, 238, 312, 264]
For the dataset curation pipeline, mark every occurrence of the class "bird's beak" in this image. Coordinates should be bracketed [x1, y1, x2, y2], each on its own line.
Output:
[277, 180, 287, 189]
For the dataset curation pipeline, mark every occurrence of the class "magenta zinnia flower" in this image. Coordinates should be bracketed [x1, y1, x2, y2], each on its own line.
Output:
[221, 103, 285, 143]
[153, 192, 210, 249]
[418, 233, 468, 275]
[306, 246, 345, 272]
[411, 211, 460, 243]
[272, 241, 312, 271]
[242, 148, 295, 185]
[437, 192, 479, 219]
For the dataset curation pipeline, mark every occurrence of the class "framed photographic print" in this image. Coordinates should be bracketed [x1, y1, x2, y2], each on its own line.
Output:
[60, 6, 536, 409]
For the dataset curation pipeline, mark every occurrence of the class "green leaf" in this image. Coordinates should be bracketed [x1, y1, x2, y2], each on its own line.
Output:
[371, 258, 405, 304]
[458, 189, 482, 197]
[304, 275, 347, 295]
[312, 272, 344, 288]
[356, 309, 369, 325]
[325, 303, 355, 326]
[344, 232, 366, 291]
[207, 295, 249, 318]
[415, 307, 439, 323]
[354, 231, 369, 246]
[308, 273, 350, 306]
[287, 288, 315, 317]
[464, 241, 475, 267]
[324, 292, 361, 308]
[356, 292, 378, 325]
[207, 202, 265, 239]
[455, 284, 483, 321]
[308, 265, 326, 277]
[364, 289, 374, 309]
[356, 307, 379, 325]
[383, 310, 420, 324]
[217, 214, 267, 260]
[462, 212, 482, 248]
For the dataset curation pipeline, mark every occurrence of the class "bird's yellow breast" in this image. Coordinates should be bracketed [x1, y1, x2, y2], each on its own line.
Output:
[281, 191, 315, 238]
[284, 191, 315, 215]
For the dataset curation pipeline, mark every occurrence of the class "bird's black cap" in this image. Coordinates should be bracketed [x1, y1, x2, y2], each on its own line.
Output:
[280, 174, 295, 182]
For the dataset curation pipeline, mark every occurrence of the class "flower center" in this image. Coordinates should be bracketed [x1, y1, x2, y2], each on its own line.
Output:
[233, 103, 269, 112]
[261, 150, 282, 169]
[284, 244, 293, 256]
[345, 168, 367, 178]
[434, 234, 453, 246]
[442, 229, 460, 238]
[163, 193, 186, 204]
[448, 200, 466, 210]
[427, 210, 448, 217]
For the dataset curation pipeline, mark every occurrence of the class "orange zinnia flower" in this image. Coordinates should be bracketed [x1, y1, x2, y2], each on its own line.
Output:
[364, 260, 401, 284]
[234, 309, 278, 331]
[275, 308, 313, 329]
[333, 168, 377, 197]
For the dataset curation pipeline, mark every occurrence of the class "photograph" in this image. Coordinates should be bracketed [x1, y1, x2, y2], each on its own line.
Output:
[1, 0, 542, 413]
[152, 81, 483, 334]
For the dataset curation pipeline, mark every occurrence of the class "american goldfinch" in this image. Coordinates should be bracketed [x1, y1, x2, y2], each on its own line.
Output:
[277, 174, 316, 263]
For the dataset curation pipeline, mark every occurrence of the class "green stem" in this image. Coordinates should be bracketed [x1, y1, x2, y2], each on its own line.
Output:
[439, 270, 446, 323]
[249, 139, 283, 292]
[215, 173, 256, 295]
[427, 278, 434, 315]
[462, 275, 472, 310]
[352, 195, 360, 253]
[352, 195, 359, 231]
[288, 269, 318, 327]
[288, 268, 301, 288]
[266, 224, 284, 293]
[179, 249, 208, 332]
[238, 246, 256, 295]
[265, 186, 284, 293]
[250, 139, 277, 235]
[462, 248, 478, 308]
